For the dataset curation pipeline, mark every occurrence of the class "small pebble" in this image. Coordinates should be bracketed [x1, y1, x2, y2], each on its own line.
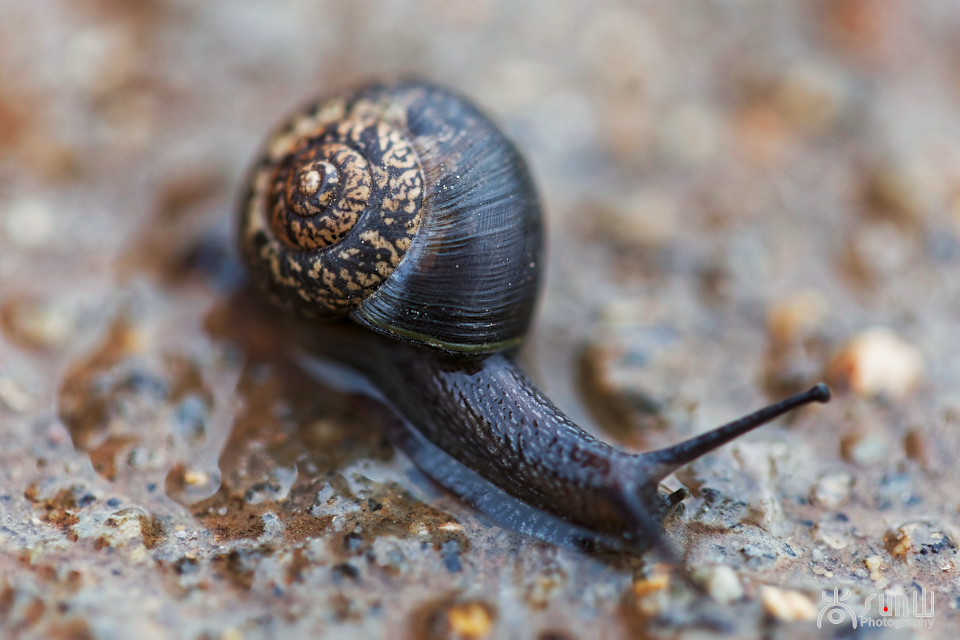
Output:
[630, 565, 671, 617]
[445, 602, 495, 640]
[884, 521, 952, 559]
[245, 466, 297, 504]
[775, 61, 847, 134]
[811, 472, 854, 508]
[184, 470, 210, 486]
[864, 555, 884, 582]
[1, 296, 76, 350]
[767, 290, 830, 344]
[106, 509, 145, 536]
[864, 158, 939, 224]
[903, 428, 929, 465]
[735, 101, 792, 167]
[526, 574, 564, 609]
[96, 508, 153, 554]
[884, 527, 911, 558]
[815, 520, 852, 550]
[692, 565, 744, 604]
[760, 586, 817, 622]
[596, 188, 680, 248]
[0, 376, 34, 413]
[840, 431, 890, 466]
[829, 327, 924, 398]
[632, 568, 670, 597]
[4, 197, 54, 247]
[658, 101, 723, 165]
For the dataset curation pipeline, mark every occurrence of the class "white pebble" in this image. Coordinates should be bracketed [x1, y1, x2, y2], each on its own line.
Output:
[830, 327, 924, 398]
[692, 565, 744, 604]
[811, 472, 853, 508]
[760, 586, 817, 622]
[4, 198, 54, 247]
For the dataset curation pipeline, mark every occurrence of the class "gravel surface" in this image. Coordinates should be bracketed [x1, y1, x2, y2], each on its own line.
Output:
[2, 1, 959, 638]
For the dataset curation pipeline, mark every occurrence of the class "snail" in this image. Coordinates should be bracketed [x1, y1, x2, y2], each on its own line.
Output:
[237, 79, 830, 553]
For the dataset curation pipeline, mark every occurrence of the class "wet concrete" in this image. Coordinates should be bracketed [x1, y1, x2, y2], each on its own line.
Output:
[2, 1, 960, 638]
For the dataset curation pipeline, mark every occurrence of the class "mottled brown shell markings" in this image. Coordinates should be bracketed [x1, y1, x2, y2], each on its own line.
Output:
[241, 96, 425, 317]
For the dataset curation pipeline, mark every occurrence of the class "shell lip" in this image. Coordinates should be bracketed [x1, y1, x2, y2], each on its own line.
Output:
[351, 309, 525, 356]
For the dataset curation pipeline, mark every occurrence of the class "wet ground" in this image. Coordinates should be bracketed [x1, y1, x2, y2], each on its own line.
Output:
[2, 1, 960, 638]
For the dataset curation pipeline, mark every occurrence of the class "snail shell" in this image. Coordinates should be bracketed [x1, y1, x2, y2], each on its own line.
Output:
[240, 80, 541, 354]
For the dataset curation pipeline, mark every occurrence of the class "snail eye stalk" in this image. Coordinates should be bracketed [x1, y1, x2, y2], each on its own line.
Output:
[644, 384, 832, 476]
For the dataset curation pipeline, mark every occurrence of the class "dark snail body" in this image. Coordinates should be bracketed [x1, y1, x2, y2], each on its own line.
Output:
[293, 323, 828, 551]
[239, 79, 830, 553]
[294, 325, 660, 546]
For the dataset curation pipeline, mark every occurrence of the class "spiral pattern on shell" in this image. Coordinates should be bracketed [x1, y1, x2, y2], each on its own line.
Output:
[242, 105, 426, 316]
[240, 80, 543, 354]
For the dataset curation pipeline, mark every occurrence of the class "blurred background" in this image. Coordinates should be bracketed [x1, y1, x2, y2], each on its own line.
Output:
[2, 1, 959, 638]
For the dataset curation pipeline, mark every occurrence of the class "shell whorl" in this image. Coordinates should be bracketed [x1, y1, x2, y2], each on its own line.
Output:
[242, 105, 425, 316]
[240, 81, 543, 354]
